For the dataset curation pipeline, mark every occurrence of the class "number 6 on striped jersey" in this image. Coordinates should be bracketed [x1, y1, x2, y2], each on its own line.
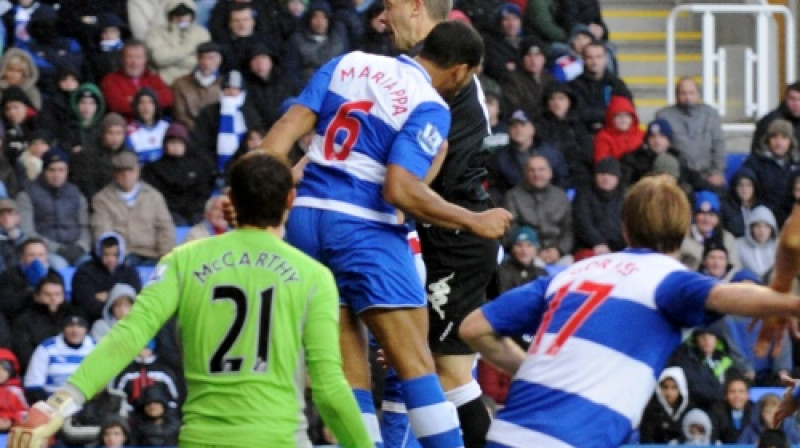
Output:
[530, 281, 614, 355]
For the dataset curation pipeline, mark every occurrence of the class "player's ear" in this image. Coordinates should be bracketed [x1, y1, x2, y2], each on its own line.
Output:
[286, 187, 297, 210]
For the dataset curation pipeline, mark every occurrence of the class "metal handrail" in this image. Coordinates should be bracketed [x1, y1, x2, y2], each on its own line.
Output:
[666, 3, 796, 119]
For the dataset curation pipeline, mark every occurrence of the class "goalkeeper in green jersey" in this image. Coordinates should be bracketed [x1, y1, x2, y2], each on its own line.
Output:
[8, 153, 374, 448]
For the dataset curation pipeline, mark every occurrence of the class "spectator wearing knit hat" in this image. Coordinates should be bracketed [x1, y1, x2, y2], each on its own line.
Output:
[84, 13, 130, 83]
[742, 118, 800, 227]
[56, 83, 107, 153]
[679, 190, 741, 271]
[243, 43, 297, 132]
[69, 113, 133, 202]
[17, 148, 91, 269]
[284, 0, 349, 90]
[172, 41, 223, 132]
[37, 64, 82, 149]
[572, 157, 626, 260]
[499, 37, 556, 121]
[482, 3, 526, 81]
[142, 122, 215, 226]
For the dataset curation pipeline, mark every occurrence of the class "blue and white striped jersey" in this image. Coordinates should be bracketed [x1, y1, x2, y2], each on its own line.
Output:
[293, 51, 450, 225]
[23, 334, 95, 394]
[482, 249, 720, 448]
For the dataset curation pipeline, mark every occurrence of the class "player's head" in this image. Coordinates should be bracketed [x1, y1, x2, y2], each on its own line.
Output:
[419, 20, 484, 100]
[622, 174, 691, 254]
[380, 0, 452, 51]
[228, 152, 295, 229]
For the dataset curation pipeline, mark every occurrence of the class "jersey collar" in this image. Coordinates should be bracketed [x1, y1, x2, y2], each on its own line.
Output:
[397, 54, 432, 84]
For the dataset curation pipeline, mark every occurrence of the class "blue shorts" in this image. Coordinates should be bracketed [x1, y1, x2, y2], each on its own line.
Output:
[286, 207, 426, 314]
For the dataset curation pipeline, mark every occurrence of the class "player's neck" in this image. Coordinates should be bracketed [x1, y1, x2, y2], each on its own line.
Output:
[239, 225, 285, 239]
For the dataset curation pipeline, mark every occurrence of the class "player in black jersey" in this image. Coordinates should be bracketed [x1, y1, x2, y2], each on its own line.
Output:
[381, 1, 506, 447]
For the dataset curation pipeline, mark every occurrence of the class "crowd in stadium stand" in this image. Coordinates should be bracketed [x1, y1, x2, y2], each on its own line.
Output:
[0, 0, 796, 446]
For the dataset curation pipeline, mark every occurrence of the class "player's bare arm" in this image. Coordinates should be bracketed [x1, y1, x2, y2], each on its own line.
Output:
[459, 309, 526, 375]
[258, 104, 317, 160]
[384, 164, 511, 239]
[706, 282, 800, 318]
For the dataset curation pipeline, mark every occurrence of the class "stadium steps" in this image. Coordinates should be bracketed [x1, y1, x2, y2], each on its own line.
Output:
[600, 0, 703, 123]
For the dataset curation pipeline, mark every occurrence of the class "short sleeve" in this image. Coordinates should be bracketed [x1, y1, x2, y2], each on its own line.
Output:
[654, 270, 721, 328]
[482, 276, 552, 337]
[387, 101, 451, 179]
[295, 56, 345, 113]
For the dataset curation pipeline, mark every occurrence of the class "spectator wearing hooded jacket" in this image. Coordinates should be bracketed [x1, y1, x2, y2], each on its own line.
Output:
[482, 3, 525, 81]
[0, 348, 26, 432]
[142, 122, 214, 226]
[0, 49, 41, 113]
[89, 282, 136, 341]
[593, 95, 645, 162]
[571, 157, 625, 259]
[25, 4, 83, 99]
[640, 367, 695, 444]
[69, 113, 132, 202]
[36, 64, 81, 148]
[498, 37, 555, 122]
[145, 0, 211, 85]
[735, 205, 777, 278]
[743, 119, 800, 227]
[16, 148, 90, 268]
[130, 384, 180, 447]
[60, 82, 106, 152]
[669, 327, 739, 412]
[681, 408, 718, 445]
[751, 82, 800, 153]
[525, 0, 567, 45]
[101, 39, 174, 121]
[126, 87, 170, 165]
[172, 41, 223, 132]
[284, 0, 349, 90]
[721, 168, 763, 238]
[72, 232, 141, 324]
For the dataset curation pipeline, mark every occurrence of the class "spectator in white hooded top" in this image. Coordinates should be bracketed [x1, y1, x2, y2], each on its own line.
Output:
[735, 205, 778, 278]
[90, 283, 136, 342]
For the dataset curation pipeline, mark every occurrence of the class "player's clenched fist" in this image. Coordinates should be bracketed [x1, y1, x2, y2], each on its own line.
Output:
[469, 208, 513, 239]
[8, 391, 77, 448]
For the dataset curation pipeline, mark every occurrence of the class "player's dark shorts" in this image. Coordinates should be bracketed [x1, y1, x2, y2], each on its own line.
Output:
[419, 221, 499, 355]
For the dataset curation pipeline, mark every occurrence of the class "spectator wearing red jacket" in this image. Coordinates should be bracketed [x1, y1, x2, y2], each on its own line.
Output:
[100, 40, 174, 121]
[0, 348, 27, 432]
[594, 95, 645, 162]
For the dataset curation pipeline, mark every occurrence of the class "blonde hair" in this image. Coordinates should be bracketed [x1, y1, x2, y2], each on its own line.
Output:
[623, 174, 691, 253]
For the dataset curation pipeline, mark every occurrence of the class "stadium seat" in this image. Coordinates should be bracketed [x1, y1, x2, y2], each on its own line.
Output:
[749, 386, 784, 403]
[725, 153, 748, 185]
[176, 226, 191, 245]
[59, 266, 77, 302]
[138, 266, 155, 285]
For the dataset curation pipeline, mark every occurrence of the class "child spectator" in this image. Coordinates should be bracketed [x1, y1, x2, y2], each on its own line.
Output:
[141, 122, 214, 226]
[89, 283, 136, 341]
[710, 376, 755, 443]
[739, 393, 800, 444]
[130, 385, 180, 447]
[495, 225, 547, 294]
[743, 118, 800, 226]
[72, 232, 141, 324]
[735, 205, 778, 277]
[126, 87, 169, 165]
[721, 167, 763, 238]
[1, 86, 37, 166]
[97, 416, 132, 448]
[0, 348, 27, 433]
[640, 367, 694, 443]
[593, 95, 645, 162]
[114, 340, 180, 412]
[682, 408, 717, 445]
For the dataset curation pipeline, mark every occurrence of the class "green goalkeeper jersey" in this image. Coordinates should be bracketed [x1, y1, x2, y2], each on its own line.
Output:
[68, 229, 372, 448]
